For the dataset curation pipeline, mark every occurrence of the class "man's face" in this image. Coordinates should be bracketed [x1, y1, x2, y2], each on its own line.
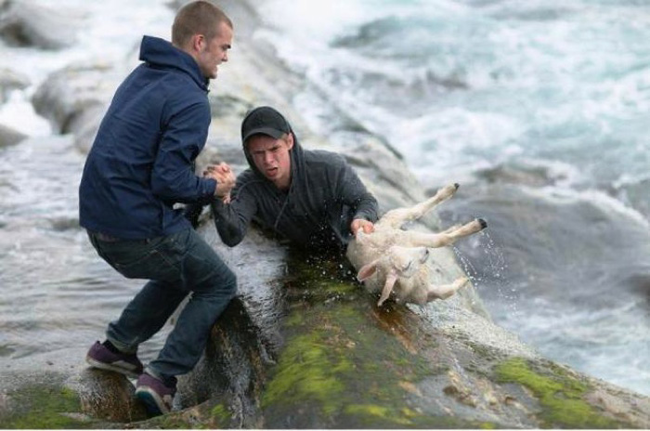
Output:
[247, 133, 294, 190]
[196, 21, 233, 80]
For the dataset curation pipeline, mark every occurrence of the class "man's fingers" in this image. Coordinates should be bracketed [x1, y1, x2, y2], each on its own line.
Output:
[203, 163, 231, 175]
[351, 219, 375, 236]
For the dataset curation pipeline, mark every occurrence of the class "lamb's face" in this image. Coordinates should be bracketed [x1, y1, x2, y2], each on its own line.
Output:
[356, 245, 432, 306]
[386, 245, 430, 279]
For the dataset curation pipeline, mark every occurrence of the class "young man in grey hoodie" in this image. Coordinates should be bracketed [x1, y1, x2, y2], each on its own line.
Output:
[209, 106, 378, 252]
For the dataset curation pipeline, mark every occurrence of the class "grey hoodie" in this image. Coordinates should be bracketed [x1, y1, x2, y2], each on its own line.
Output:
[210, 131, 378, 251]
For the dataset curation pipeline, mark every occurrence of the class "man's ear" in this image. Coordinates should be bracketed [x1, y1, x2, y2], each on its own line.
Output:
[191, 34, 205, 53]
[357, 260, 378, 282]
[285, 132, 295, 150]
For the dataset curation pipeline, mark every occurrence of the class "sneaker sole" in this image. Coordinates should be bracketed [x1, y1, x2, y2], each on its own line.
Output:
[85, 355, 141, 379]
[135, 386, 171, 416]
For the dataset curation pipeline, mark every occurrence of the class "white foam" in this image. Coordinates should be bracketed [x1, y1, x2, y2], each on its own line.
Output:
[524, 185, 650, 229]
[0, 0, 171, 136]
[0, 92, 51, 136]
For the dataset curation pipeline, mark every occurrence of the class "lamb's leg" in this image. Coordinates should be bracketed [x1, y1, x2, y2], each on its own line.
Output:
[440, 223, 462, 234]
[379, 183, 459, 229]
[427, 277, 469, 301]
[397, 218, 487, 248]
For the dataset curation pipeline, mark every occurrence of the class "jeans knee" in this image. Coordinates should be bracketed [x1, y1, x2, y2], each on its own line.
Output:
[206, 265, 236, 299]
[223, 268, 237, 298]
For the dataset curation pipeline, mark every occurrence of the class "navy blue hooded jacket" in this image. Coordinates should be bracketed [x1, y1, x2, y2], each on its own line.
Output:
[79, 36, 217, 239]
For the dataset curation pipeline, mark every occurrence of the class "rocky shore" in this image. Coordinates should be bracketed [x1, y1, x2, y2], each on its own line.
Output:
[1, 0, 650, 428]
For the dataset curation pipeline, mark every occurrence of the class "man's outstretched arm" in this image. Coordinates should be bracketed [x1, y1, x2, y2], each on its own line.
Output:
[210, 183, 257, 247]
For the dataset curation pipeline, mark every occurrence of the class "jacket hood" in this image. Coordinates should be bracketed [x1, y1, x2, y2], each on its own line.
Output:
[139, 35, 209, 91]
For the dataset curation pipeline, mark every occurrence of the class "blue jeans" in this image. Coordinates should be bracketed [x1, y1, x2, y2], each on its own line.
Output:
[88, 228, 237, 379]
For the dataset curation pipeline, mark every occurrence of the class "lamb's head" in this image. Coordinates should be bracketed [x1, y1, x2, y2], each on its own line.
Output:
[357, 245, 430, 306]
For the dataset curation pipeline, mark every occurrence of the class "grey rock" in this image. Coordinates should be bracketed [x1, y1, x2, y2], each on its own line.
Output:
[32, 63, 111, 134]
[0, 122, 26, 147]
[31, 62, 122, 153]
[0, 1, 77, 50]
[0, 67, 30, 103]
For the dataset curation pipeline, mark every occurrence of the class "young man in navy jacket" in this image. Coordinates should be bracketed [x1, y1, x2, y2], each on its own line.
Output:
[79, 1, 236, 416]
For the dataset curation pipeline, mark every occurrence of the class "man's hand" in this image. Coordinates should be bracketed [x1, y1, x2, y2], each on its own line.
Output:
[351, 218, 375, 237]
[204, 162, 235, 200]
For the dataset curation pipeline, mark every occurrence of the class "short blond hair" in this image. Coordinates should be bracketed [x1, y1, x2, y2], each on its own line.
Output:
[172, 1, 233, 48]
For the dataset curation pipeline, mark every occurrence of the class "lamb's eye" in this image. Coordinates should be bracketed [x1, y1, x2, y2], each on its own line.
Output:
[403, 262, 412, 271]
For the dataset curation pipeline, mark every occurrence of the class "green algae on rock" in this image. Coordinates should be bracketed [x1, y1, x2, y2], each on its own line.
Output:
[0, 384, 89, 429]
[495, 357, 629, 428]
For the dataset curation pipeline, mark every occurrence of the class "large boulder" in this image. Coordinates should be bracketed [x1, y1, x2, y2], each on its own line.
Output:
[164, 153, 649, 428]
[0, 1, 77, 50]
[172, 236, 650, 428]
[31, 62, 129, 153]
[0, 122, 26, 147]
[0, 348, 146, 428]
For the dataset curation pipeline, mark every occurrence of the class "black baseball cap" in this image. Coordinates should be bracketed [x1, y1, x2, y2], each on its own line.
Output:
[241, 106, 291, 144]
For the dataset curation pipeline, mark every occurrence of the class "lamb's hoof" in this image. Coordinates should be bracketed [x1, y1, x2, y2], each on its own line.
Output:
[454, 183, 460, 190]
[478, 218, 487, 229]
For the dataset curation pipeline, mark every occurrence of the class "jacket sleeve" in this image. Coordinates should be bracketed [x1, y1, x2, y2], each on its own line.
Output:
[336, 157, 379, 223]
[210, 182, 258, 247]
[151, 101, 217, 205]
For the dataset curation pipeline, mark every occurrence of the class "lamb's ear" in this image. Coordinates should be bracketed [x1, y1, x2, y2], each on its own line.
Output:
[378, 270, 398, 306]
[357, 260, 378, 282]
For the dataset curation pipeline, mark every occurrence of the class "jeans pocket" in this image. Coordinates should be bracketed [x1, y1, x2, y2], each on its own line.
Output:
[103, 237, 181, 281]
[113, 248, 172, 279]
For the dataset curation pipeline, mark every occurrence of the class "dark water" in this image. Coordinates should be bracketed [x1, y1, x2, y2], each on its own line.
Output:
[438, 179, 650, 395]
[0, 135, 169, 365]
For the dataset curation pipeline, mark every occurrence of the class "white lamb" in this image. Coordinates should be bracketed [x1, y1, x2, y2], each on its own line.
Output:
[346, 183, 487, 306]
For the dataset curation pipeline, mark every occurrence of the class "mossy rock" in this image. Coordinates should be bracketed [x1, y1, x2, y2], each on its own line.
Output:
[494, 358, 632, 428]
[257, 254, 498, 428]
[0, 383, 91, 429]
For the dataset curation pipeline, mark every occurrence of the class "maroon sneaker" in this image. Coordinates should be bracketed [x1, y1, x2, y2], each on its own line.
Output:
[85, 341, 143, 378]
[135, 372, 177, 416]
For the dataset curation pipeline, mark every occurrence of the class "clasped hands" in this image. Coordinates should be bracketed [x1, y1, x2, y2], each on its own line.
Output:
[203, 162, 235, 203]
